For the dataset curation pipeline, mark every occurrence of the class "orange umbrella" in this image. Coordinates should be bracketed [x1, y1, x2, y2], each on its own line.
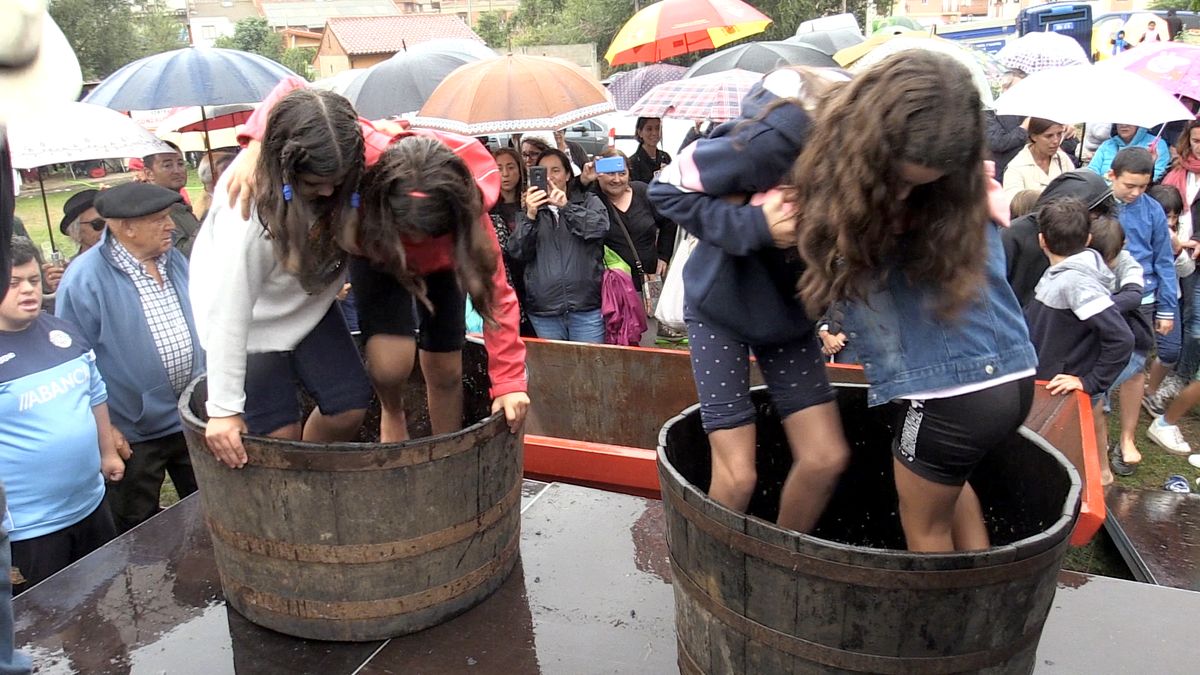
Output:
[605, 0, 772, 67]
[412, 54, 614, 136]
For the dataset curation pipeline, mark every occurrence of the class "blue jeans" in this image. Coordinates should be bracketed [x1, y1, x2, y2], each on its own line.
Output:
[529, 310, 604, 344]
[0, 485, 32, 675]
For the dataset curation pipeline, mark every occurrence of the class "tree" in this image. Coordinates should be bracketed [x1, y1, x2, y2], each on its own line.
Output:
[281, 47, 317, 81]
[476, 11, 512, 49]
[49, 0, 139, 80]
[135, 0, 187, 57]
[213, 17, 283, 61]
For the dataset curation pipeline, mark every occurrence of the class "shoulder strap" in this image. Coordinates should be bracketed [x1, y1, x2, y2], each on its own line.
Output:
[607, 201, 646, 275]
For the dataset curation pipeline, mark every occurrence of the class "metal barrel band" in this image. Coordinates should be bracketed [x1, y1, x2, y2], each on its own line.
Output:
[224, 534, 520, 621]
[206, 482, 521, 564]
[676, 637, 705, 675]
[215, 416, 505, 472]
[663, 481, 1064, 590]
[671, 560, 1044, 675]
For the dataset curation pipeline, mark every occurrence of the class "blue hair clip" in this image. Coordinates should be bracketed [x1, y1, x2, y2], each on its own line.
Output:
[282, 183, 294, 202]
[350, 192, 361, 208]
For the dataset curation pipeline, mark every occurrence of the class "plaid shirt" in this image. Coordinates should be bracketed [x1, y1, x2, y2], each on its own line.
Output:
[108, 238, 195, 394]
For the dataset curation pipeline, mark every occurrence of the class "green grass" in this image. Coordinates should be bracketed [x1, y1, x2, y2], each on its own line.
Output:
[14, 167, 204, 257]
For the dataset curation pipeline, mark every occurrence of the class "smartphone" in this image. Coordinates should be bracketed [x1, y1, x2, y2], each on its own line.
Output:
[529, 166, 549, 193]
[595, 156, 627, 174]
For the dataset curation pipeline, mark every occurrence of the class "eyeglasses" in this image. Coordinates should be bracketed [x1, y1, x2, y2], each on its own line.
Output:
[521, 151, 541, 160]
[82, 218, 106, 231]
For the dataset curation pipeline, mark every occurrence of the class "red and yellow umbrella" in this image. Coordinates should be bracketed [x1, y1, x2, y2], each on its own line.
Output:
[605, 0, 773, 67]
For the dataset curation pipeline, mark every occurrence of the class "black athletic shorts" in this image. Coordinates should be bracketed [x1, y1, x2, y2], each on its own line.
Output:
[348, 255, 466, 353]
[10, 498, 116, 595]
[891, 376, 1035, 486]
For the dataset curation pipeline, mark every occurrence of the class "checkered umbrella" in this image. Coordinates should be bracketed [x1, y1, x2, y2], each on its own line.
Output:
[996, 32, 1090, 74]
[628, 69, 763, 122]
[608, 64, 688, 111]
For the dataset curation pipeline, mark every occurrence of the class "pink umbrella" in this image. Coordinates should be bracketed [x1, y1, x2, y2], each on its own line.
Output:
[628, 69, 762, 122]
[1101, 42, 1200, 101]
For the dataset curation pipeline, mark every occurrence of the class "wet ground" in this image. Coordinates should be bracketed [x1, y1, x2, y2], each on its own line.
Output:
[13, 481, 1200, 674]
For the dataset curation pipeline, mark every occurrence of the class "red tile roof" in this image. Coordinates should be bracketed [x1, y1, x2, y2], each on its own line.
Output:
[325, 15, 484, 56]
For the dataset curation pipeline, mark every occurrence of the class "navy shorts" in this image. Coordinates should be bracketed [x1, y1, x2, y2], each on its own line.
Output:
[243, 305, 372, 435]
[686, 318, 835, 433]
[349, 255, 466, 353]
[892, 376, 1034, 486]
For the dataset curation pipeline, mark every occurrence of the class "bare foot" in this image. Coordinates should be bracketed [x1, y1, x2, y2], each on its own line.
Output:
[1121, 442, 1142, 464]
[1101, 469, 1115, 486]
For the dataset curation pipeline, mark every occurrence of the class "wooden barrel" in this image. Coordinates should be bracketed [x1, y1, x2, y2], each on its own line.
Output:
[178, 350, 522, 642]
[658, 386, 1081, 674]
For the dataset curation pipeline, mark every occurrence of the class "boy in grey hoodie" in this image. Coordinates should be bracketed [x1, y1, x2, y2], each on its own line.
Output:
[1025, 199, 1135, 484]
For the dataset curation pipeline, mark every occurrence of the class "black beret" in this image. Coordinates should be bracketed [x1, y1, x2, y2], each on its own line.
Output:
[60, 189, 99, 235]
[94, 182, 183, 220]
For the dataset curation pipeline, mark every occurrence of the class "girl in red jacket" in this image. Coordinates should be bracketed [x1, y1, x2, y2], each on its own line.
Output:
[233, 79, 529, 443]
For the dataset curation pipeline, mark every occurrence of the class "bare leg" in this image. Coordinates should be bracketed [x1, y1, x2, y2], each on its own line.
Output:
[893, 457, 967, 553]
[303, 408, 364, 442]
[1094, 399, 1113, 487]
[1146, 358, 1170, 397]
[776, 401, 849, 533]
[365, 335, 418, 443]
[1164, 380, 1200, 425]
[419, 350, 464, 436]
[1118, 374, 1145, 464]
[951, 483, 990, 551]
[265, 422, 302, 441]
[706, 425, 757, 512]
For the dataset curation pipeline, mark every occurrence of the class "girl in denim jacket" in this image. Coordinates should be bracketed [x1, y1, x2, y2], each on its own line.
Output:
[793, 51, 1038, 552]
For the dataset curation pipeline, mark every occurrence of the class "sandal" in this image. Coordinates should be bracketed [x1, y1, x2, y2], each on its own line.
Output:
[1164, 474, 1192, 493]
[1109, 444, 1136, 477]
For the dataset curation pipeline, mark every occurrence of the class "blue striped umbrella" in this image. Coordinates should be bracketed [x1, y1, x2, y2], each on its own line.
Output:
[84, 47, 298, 110]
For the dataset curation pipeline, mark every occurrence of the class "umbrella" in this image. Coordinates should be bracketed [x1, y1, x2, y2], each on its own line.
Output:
[341, 40, 494, 118]
[1100, 42, 1200, 102]
[1122, 12, 1171, 45]
[871, 16, 924, 35]
[156, 104, 255, 134]
[605, 0, 772, 67]
[996, 32, 1091, 74]
[84, 47, 298, 110]
[786, 29, 864, 57]
[685, 41, 838, 78]
[846, 35, 1001, 107]
[311, 68, 369, 95]
[7, 102, 173, 250]
[628, 69, 763, 122]
[608, 64, 688, 111]
[994, 65, 1195, 128]
[412, 54, 615, 136]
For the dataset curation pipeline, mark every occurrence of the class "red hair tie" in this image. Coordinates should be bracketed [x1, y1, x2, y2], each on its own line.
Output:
[410, 190, 429, 198]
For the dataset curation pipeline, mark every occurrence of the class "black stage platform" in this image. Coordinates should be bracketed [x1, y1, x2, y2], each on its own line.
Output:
[13, 482, 1200, 674]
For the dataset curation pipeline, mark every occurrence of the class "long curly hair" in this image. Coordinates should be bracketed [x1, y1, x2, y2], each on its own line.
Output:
[255, 88, 364, 292]
[793, 50, 990, 319]
[356, 136, 499, 323]
[1175, 118, 1200, 162]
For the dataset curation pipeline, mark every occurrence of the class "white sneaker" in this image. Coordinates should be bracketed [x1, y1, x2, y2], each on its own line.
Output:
[1147, 416, 1193, 456]
[1188, 454, 1200, 469]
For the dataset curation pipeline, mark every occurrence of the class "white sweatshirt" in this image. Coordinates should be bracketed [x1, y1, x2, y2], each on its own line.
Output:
[189, 161, 342, 418]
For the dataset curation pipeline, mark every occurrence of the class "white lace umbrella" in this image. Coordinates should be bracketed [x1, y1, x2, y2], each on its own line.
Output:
[7, 101, 173, 249]
[996, 32, 1090, 74]
[994, 64, 1194, 127]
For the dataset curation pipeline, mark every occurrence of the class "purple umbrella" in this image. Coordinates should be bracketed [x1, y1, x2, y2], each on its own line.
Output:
[607, 64, 688, 111]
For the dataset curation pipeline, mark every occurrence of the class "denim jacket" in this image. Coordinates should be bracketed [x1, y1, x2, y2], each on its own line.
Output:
[842, 223, 1038, 407]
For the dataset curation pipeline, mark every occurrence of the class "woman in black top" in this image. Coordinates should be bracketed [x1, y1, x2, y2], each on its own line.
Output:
[628, 117, 672, 184]
[490, 147, 533, 336]
[583, 149, 676, 291]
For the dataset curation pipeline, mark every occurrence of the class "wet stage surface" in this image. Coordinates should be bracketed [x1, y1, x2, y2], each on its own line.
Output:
[1104, 486, 1200, 591]
[14, 481, 1200, 674]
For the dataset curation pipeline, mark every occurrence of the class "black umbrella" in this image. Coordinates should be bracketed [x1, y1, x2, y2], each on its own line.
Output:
[685, 41, 838, 78]
[786, 29, 865, 57]
[342, 39, 495, 119]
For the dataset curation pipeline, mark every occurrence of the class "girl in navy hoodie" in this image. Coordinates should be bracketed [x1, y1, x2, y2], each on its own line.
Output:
[650, 68, 852, 534]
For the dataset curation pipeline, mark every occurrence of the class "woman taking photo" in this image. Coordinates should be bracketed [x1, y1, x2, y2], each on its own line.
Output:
[1002, 117, 1073, 200]
[628, 117, 671, 184]
[582, 149, 675, 291]
[507, 149, 609, 343]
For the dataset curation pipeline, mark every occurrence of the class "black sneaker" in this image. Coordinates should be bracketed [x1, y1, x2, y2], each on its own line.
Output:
[1109, 444, 1136, 477]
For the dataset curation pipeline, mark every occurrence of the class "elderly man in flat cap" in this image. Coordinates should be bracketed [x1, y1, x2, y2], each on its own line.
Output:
[55, 182, 203, 533]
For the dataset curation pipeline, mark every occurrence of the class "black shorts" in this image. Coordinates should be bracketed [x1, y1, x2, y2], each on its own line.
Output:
[891, 376, 1034, 486]
[348, 255, 466, 352]
[243, 305, 372, 435]
[10, 498, 116, 595]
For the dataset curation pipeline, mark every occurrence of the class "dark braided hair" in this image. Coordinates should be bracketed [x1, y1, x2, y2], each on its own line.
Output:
[255, 88, 364, 293]
[793, 50, 990, 319]
[357, 135, 499, 323]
